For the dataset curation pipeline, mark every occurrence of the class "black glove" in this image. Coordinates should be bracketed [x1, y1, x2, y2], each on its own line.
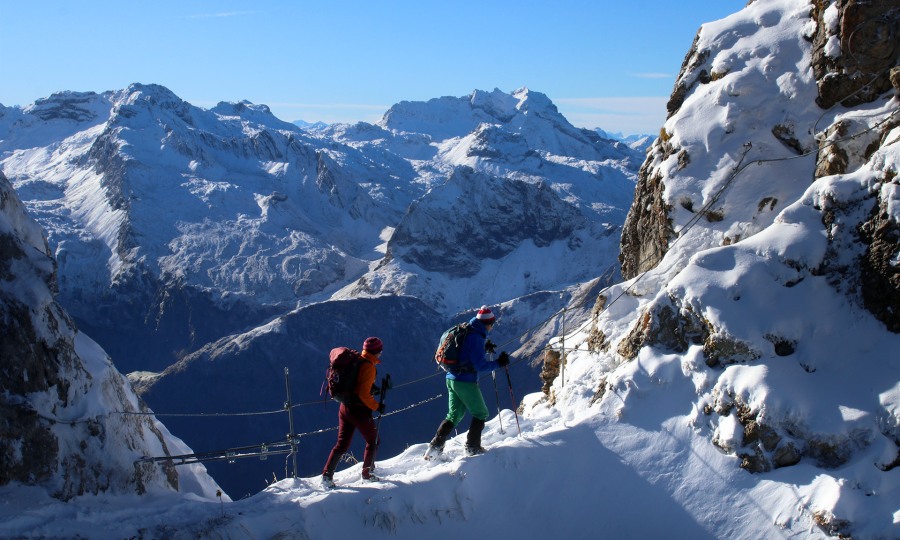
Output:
[370, 384, 381, 396]
[497, 351, 510, 367]
[377, 402, 386, 414]
[485, 340, 497, 354]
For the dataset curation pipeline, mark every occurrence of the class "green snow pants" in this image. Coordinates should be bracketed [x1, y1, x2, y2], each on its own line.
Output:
[445, 378, 489, 426]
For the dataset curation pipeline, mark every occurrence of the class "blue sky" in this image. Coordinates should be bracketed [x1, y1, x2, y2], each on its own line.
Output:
[0, 1, 746, 135]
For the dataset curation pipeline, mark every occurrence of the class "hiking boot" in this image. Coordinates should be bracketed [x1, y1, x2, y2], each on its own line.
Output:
[362, 467, 381, 482]
[424, 442, 444, 460]
[465, 444, 486, 456]
[321, 474, 336, 489]
[361, 468, 381, 482]
[466, 418, 486, 452]
[431, 419, 455, 448]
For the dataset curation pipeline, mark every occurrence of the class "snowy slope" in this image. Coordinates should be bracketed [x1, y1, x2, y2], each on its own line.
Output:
[0, 401, 851, 539]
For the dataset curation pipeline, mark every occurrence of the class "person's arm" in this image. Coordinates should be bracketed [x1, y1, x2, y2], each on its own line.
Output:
[466, 334, 497, 373]
[355, 360, 379, 411]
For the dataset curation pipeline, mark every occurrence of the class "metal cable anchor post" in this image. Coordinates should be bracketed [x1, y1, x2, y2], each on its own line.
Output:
[283, 367, 298, 479]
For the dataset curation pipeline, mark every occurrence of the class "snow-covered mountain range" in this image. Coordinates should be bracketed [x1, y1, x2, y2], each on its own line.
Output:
[595, 128, 656, 154]
[0, 85, 638, 372]
[1, 84, 641, 497]
[1, 0, 898, 538]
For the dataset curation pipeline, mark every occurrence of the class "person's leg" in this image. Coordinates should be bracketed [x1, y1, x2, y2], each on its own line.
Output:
[465, 417, 486, 453]
[430, 418, 456, 450]
[430, 378, 464, 451]
[323, 404, 355, 478]
[448, 379, 489, 422]
[445, 378, 468, 425]
[346, 406, 379, 479]
[447, 380, 490, 453]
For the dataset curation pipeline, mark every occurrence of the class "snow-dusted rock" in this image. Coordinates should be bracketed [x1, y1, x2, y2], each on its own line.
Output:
[0, 170, 222, 501]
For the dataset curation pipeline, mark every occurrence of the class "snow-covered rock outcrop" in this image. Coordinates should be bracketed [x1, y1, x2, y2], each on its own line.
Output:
[544, 1, 899, 537]
[0, 170, 222, 501]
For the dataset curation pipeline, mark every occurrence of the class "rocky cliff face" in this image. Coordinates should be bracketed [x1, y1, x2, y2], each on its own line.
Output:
[567, 1, 900, 536]
[620, 0, 900, 333]
[389, 166, 586, 277]
[0, 170, 220, 500]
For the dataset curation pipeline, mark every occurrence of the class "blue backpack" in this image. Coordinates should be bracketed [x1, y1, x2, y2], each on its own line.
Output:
[434, 323, 471, 373]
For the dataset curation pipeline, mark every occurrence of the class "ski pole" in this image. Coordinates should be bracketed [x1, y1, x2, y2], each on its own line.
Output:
[504, 366, 521, 436]
[489, 352, 505, 434]
[372, 374, 391, 466]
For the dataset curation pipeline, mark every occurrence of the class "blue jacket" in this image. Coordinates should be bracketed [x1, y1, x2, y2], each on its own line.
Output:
[446, 318, 499, 383]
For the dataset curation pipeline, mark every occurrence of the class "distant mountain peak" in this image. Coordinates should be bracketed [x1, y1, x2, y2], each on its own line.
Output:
[118, 82, 183, 105]
[509, 86, 557, 112]
[376, 88, 626, 166]
[468, 87, 519, 122]
[211, 99, 299, 131]
[293, 119, 330, 131]
[212, 99, 273, 116]
[24, 90, 103, 122]
[378, 87, 551, 140]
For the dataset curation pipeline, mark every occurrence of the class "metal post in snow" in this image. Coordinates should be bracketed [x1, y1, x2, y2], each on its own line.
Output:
[561, 307, 567, 387]
[284, 367, 298, 479]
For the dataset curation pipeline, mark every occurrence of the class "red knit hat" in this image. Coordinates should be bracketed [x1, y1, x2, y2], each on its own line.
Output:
[363, 336, 384, 354]
[475, 305, 495, 324]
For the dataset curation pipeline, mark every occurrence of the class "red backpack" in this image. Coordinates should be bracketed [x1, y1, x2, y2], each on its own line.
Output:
[324, 347, 366, 404]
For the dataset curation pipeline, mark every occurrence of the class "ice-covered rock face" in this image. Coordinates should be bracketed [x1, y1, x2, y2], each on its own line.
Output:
[0, 171, 221, 501]
[811, 0, 900, 108]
